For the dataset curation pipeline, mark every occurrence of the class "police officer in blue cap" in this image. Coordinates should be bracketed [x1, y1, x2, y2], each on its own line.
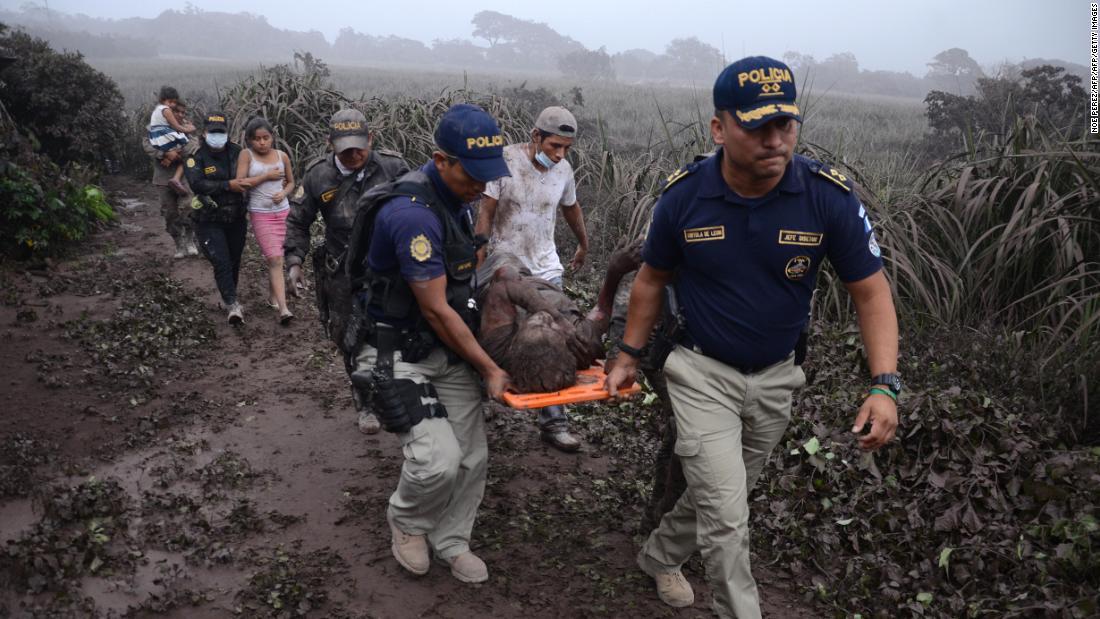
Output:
[607, 56, 900, 617]
[344, 103, 511, 584]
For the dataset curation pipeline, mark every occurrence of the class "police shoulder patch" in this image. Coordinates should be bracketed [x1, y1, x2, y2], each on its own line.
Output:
[409, 234, 432, 262]
[376, 148, 405, 159]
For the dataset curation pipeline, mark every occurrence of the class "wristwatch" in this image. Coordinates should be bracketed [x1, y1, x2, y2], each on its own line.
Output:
[870, 373, 903, 396]
[617, 341, 646, 359]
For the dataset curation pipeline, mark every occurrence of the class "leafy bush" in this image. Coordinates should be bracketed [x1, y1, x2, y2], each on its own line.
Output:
[0, 25, 127, 169]
[0, 157, 115, 258]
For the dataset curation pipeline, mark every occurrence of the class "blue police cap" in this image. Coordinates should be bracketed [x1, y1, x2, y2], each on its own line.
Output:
[713, 56, 802, 130]
[434, 104, 511, 183]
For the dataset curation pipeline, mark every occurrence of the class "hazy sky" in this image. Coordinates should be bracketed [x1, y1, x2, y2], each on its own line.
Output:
[9, 0, 1086, 75]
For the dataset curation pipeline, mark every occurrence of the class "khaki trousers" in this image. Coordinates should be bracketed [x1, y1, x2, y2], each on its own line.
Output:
[156, 185, 192, 242]
[638, 346, 805, 619]
[354, 344, 486, 560]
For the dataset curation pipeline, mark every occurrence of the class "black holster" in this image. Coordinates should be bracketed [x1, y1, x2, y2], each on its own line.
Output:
[647, 284, 685, 370]
[349, 325, 447, 434]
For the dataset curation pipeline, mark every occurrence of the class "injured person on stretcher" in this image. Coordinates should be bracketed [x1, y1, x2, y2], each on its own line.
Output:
[476, 243, 642, 394]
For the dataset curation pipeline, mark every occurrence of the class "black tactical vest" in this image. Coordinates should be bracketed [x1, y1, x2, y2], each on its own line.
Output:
[346, 170, 478, 337]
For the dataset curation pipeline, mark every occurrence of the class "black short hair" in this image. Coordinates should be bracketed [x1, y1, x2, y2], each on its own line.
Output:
[244, 117, 275, 143]
[158, 86, 180, 102]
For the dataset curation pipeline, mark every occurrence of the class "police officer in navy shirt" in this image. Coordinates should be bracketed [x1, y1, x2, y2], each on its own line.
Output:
[348, 104, 510, 585]
[606, 56, 900, 618]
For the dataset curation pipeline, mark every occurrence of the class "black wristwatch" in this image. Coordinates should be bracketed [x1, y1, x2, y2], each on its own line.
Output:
[870, 373, 903, 396]
[617, 341, 646, 359]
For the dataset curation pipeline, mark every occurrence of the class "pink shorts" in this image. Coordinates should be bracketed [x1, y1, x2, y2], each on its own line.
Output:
[250, 209, 289, 258]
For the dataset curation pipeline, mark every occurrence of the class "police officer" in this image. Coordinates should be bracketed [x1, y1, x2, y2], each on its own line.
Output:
[284, 109, 410, 434]
[606, 56, 900, 618]
[346, 103, 510, 584]
[184, 111, 251, 323]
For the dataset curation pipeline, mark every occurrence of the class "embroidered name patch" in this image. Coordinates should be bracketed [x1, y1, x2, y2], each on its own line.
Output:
[320, 188, 338, 203]
[684, 226, 725, 243]
[778, 230, 823, 246]
[203, 166, 216, 175]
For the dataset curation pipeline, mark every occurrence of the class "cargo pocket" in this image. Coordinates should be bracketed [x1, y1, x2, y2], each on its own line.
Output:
[673, 434, 701, 457]
[401, 422, 432, 467]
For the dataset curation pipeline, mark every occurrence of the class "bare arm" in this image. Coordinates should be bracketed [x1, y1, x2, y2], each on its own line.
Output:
[586, 238, 643, 333]
[844, 270, 899, 451]
[273, 151, 296, 202]
[475, 195, 498, 266]
[560, 201, 589, 270]
[410, 275, 510, 400]
[604, 263, 676, 395]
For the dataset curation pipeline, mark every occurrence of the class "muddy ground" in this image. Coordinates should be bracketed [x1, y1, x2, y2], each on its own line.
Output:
[0, 176, 812, 618]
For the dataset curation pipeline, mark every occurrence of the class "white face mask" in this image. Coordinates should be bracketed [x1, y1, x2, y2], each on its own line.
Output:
[534, 149, 556, 169]
[205, 132, 228, 149]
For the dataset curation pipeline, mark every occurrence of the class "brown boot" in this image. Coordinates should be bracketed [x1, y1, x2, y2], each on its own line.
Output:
[438, 552, 488, 583]
[388, 516, 429, 576]
[637, 549, 694, 607]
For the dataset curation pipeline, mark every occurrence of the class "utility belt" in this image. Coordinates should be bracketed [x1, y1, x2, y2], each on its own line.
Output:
[349, 323, 448, 434]
[365, 323, 438, 365]
[679, 330, 807, 375]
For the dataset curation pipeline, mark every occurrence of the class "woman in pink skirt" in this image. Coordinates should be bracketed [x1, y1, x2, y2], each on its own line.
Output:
[236, 117, 296, 325]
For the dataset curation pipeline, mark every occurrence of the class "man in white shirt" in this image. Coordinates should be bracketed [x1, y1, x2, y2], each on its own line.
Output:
[476, 106, 590, 452]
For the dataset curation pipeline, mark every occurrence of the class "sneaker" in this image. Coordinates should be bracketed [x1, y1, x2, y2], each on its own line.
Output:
[540, 429, 581, 453]
[438, 552, 488, 584]
[637, 549, 694, 608]
[357, 411, 381, 435]
[168, 178, 189, 196]
[227, 303, 244, 325]
[388, 516, 429, 576]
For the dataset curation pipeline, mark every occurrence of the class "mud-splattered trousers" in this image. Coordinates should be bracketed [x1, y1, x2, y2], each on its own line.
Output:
[353, 344, 486, 561]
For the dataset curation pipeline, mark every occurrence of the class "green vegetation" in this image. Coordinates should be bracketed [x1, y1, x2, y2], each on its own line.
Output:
[0, 26, 119, 259]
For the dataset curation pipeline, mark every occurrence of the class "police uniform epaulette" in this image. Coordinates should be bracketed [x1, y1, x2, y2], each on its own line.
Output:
[805, 158, 853, 193]
[375, 148, 405, 159]
[661, 159, 704, 193]
[304, 155, 330, 173]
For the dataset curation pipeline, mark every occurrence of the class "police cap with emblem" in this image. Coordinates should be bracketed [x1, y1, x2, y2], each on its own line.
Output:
[329, 109, 370, 152]
[204, 111, 228, 132]
[713, 56, 802, 130]
[434, 103, 511, 183]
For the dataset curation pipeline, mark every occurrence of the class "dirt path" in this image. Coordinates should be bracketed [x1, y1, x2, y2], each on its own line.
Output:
[0, 176, 811, 618]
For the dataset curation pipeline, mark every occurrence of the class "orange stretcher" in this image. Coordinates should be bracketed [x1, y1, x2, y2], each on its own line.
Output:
[502, 361, 642, 410]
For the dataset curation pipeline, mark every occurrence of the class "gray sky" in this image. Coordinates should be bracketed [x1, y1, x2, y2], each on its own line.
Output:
[8, 0, 1085, 75]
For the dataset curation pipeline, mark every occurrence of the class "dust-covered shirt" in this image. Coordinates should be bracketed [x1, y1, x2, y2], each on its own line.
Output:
[483, 143, 577, 281]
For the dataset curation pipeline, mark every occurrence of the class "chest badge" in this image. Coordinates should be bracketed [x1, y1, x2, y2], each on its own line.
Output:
[684, 226, 725, 243]
[410, 234, 433, 262]
[785, 255, 811, 280]
[320, 188, 338, 203]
